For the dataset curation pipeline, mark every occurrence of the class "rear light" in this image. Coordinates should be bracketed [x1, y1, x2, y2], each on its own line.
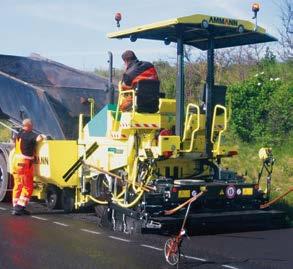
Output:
[160, 130, 173, 158]
[172, 187, 178, 193]
[227, 151, 238, 157]
[163, 151, 172, 158]
[159, 129, 173, 136]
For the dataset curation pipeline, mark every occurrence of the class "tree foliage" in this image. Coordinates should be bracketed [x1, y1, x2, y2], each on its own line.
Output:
[278, 0, 293, 61]
[153, 60, 176, 98]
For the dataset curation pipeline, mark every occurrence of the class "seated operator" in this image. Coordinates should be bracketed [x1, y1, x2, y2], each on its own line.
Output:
[120, 50, 159, 112]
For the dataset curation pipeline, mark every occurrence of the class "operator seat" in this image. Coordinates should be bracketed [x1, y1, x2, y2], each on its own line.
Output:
[136, 79, 160, 113]
[200, 84, 227, 115]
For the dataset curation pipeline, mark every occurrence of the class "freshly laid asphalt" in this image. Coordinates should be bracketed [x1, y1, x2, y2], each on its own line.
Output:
[0, 202, 292, 269]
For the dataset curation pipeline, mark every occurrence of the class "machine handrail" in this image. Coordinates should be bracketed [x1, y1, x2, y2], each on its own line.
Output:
[227, 94, 232, 123]
[113, 82, 122, 131]
[113, 82, 136, 131]
[78, 114, 84, 142]
[211, 105, 227, 155]
[181, 103, 200, 153]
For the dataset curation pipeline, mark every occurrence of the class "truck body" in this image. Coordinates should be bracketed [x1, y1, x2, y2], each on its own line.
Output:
[0, 53, 113, 201]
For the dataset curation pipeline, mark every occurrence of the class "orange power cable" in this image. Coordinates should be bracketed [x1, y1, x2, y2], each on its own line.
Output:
[164, 191, 206, 216]
[260, 187, 293, 209]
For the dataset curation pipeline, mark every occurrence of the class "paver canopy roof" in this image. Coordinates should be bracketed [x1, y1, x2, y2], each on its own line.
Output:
[108, 14, 277, 49]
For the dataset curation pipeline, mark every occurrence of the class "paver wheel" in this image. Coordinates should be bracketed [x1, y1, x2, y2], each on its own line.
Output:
[61, 188, 75, 213]
[0, 154, 9, 202]
[45, 185, 61, 210]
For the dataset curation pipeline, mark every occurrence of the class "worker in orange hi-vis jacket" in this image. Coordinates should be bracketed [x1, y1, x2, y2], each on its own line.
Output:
[11, 118, 46, 216]
[120, 50, 159, 112]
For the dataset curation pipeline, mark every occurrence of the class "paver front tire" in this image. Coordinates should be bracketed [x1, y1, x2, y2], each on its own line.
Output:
[45, 185, 61, 210]
[0, 154, 9, 202]
[61, 188, 75, 213]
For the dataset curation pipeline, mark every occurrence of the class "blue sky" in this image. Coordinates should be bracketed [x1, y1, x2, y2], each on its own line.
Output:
[0, 0, 281, 71]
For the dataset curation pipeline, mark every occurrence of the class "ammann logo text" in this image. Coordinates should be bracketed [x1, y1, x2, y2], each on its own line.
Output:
[35, 156, 49, 165]
[209, 17, 238, 27]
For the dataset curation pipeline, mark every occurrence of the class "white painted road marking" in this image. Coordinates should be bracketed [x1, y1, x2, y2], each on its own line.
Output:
[31, 216, 48, 221]
[222, 265, 240, 269]
[141, 244, 208, 263]
[81, 229, 101, 235]
[183, 255, 207, 262]
[109, 236, 131, 243]
[141, 244, 163, 251]
[53, 221, 69, 227]
[0, 205, 241, 269]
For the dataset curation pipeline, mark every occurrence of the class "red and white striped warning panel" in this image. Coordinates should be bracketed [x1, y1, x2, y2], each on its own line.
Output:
[132, 123, 160, 128]
[119, 122, 160, 129]
[120, 121, 131, 128]
[111, 132, 128, 139]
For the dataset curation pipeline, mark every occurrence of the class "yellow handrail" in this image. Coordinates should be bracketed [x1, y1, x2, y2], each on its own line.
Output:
[88, 98, 95, 120]
[211, 104, 227, 155]
[113, 82, 122, 131]
[181, 103, 200, 153]
[78, 114, 84, 142]
[227, 94, 232, 123]
[113, 82, 136, 131]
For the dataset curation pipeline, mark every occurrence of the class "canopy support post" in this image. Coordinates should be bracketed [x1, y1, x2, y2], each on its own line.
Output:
[175, 26, 185, 139]
[107, 51, 114, 104]
[205, 37, 215, 158]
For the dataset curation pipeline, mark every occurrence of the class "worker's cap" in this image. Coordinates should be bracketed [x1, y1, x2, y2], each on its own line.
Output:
[122, 50, 137, 62]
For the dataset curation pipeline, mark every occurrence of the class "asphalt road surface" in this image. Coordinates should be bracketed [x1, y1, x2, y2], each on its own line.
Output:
[0, 202, 292, 269]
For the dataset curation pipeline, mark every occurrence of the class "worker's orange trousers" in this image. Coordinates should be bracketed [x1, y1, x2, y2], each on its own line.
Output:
[12, 156, 34, 207]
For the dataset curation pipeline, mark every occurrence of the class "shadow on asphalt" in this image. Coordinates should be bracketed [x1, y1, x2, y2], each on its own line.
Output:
[2, 200, 291, 237]
[272, 201, 293, 222]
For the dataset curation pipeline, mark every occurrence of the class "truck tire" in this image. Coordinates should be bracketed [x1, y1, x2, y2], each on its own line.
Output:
[0, 154, 9, 202]
[45, 184, 61, 210]
[61, 188, 75, 213]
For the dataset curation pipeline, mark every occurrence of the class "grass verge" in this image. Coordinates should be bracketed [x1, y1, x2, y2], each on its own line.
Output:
[222, 134, 293, 223]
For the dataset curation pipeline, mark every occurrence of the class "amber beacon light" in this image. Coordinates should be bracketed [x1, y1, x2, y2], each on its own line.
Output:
[252, 3, 260, 19]
[252, 3, 260, 30]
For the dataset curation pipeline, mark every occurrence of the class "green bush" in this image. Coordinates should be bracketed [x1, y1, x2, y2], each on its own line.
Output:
[228, 65, 293, 145]
[267, 84, 293, 143]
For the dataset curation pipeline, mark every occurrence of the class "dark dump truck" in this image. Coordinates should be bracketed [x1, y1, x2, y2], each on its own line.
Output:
[0, 53, 114, 201]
